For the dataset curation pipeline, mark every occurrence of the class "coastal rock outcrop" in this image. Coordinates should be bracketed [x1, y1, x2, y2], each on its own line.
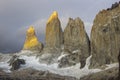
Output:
[23, 26, 43, 52]
[58, 18, 90, 68]
[90, 4, 120, 68]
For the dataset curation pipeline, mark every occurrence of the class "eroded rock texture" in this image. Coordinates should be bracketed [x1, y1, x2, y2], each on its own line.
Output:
[90, 5, 120, 68]
[45, 11, 63, 49]
[118, 50, 120, 79]
[0, 68, 78, 80]
[59, 18, 90, 68]
[81, 67, 118, 80]
[39, 11, 63, 64]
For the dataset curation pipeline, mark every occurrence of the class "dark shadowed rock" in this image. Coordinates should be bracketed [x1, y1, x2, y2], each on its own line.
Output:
[0, 68, 78, 80]
[8, 55, 25, 71]
[107, 2, 120, 10]
[81, 67, 118, 80]
[59, 17, 90, 68]
[90, 5, 120, 68]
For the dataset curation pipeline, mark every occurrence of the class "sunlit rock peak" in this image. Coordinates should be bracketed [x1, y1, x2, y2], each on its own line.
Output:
[47, 11, 58, 23]
[27, 26, 35, 34]
[23, 26, 40, 50]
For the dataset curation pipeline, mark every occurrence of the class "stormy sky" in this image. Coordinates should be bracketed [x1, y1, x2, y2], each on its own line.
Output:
[0, 0, 119, 53]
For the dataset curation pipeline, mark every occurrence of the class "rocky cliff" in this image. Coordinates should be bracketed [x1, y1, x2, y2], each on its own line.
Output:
[64, 18, 90, 53]
[23, 26, 43, 52]
[45, 11, 63, 49]
[90, 4, 120, 68]
[58, 18, 90, 68]
[38, 11, 63, 64]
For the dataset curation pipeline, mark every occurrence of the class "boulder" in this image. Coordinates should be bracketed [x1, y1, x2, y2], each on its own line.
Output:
[61, 17, 90, 68]
[58, 50, 80, 68]
[8, 55, 25, 71]
[23, 26, 43, 52]
[90, 4, 120, 68]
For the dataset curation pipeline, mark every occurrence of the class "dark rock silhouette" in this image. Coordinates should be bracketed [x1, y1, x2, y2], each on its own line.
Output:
[107, 2, 120, 10]
[0, 68, 78, 80]
[8, 55, 25, 71]
[81, 67, 118, 80]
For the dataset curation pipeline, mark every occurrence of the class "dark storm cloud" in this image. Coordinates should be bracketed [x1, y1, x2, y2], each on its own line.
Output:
[0, 0, 119, 53]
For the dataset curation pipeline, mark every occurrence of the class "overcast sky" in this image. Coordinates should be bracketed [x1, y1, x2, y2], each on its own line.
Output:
[0, 0, 119, 53]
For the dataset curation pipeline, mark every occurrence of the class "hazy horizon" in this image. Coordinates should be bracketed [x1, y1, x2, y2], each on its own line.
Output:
[0, 0, 119, 53]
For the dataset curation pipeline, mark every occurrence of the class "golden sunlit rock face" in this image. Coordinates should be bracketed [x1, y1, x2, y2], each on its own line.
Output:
[45, 11, 63, 49]
[23, 26, 43, 51]
[47, 11, 58, 24]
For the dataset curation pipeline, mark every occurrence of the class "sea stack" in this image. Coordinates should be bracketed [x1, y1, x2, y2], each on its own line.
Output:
[90, 4, 120, 68]
[23, 26, 43, 52]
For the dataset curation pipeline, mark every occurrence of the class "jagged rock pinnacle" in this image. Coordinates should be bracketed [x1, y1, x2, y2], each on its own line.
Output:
[45, 11, 63, 49]
[39, 11, 63, 64]
[23, 26, 43, 51]
[27, 26, 35, 34]
[62, 17, 90, 68]
[47, 11, 58, 24]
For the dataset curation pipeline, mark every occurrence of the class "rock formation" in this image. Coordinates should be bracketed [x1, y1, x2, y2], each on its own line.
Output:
[45, 11, 63, 49]
[90, 4, 120, 68]
[107, 2, 120, 10]
[23, 26, 43, 52]
[39, 11, 63, 64]
[118, 50, 120, 79]
[64, 18, 90, 52]
[58, 18, 90, 68]
[8, 55, 25, 71]
[81, 67, 118, 80]
[0, 68, 78, 80]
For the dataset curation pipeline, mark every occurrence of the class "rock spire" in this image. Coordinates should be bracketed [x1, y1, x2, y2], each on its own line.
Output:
[23, 26, 43, 52]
